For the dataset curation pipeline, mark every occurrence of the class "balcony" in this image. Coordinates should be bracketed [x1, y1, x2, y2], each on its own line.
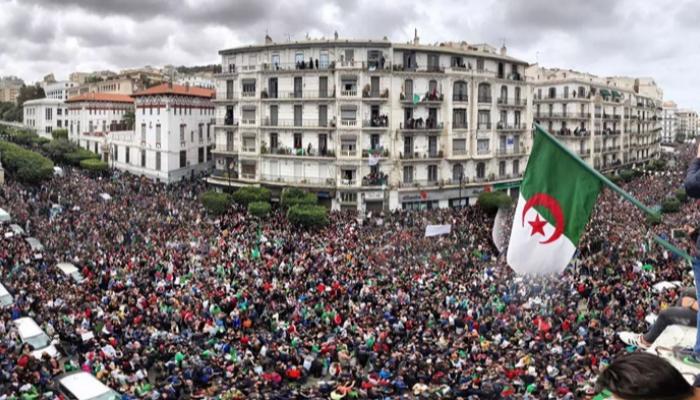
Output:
[339, 149, 358, 157]
[340, 88, 358, 97]
[339, 178, 358, 186]
[362, 88, 390, 101]
[453, 93, 468, 102]
[497, 97, 527, 107]
[362, 116, 389, 128]
[362, 147, 390, 158]
[476, 148, 491, 156]
[477, 96, 492, 105]
[261, 146, 335, 158]
[496, 123, 526, 132]
[496, 148, 527, 157]
[214, 143, 236, 154]
[400, 119, 443, 132]
[215, 92, 237, 102]
[452, 121, 468, 130]
[240, 91, 256, 99]
[260, 61, 336, 72]
[477, 122, 492, 131]
[362, 172, 389, 187]
[261, 174, 336, 187]
[400, 91, 444, 105]
[216, 118, 240, 127]
[261, 118, 330, 129]
[262, 90, 335, 100]
[392, 64, 445, 73]
[399, 179, 441, 188]
[340, 119, 358, 128]
[399, 150, 443, 160]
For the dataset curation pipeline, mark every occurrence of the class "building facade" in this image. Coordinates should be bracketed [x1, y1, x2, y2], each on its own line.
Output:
[66, 93, 134, 155]
[677, 109, 698, 142]
[0, 76, 23, 104]
[43, 80, 78, 100]
[208, 38, 532, 211]
[22, 98, 68, 139]
[662, 101, 678, 143]
[108, 83, 216, 182]
[530, 67, 662, 171]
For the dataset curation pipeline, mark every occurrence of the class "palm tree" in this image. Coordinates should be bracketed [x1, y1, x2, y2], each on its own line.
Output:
[123, 111, 135, 130]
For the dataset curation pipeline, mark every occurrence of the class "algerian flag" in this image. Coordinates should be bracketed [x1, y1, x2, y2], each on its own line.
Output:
[507, 125, 602, 275]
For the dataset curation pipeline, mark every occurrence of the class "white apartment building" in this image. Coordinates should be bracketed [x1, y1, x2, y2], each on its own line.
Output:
[42, 80, 77, 100]
[108, 83, 216, 182]
[530, 67, 662, 171]
[208, 38, 532, 211]
[677, 109, 698, 142]
[22, 98, 68, 139]
[662, 101, 678, 143]
[66, 92, 134, 155]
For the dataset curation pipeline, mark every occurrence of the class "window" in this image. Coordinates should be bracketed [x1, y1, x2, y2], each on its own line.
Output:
[269, 132, 278, 151]
[403, 136, 413, 156]
[57, 108, 62, 116]
[513, 160, 520, 175]
[478, 83, 491, 102]
[190, 130, 194, 143]
[318, 105, 328, 127]
[341, 137, 356, 155]
[243, 136, 256, 152]
[198, 147, 204, 163]
[180, 124, 185, 142]
[113, 146, 118, 162]
[453, 139, 466, 155]
[404, 79, 413, 98]
[403, 166, 413, 184]
[271, 53, 280, 68]
[294, 105, 302, 126]
[340, 106, 356, 124]
[295, 51, 304, 65]
[548, 87, 556, 99]
[453, 81, 467, 101]
[428, 165, 438, 182]
[180, 150, 186, 168]
[242, 108, 256, 124]
[46, 108, 52, 120]
[477, 139, 489, 155]
[451, 56, 464, 68]
[242, 79, 256, 96]
[141, 123, 146, 142]
[428, 79, 438, 94]
[500, 85, 508, 102]
[141, 150, 146, 168]
[478, 111, 491, 128]
[452, 164, 464, 181]
[126, 147, 130, 164]
[206, 123, 210, 141]
[564, 86, 569, 99]
[476, 58, 484, 71]
[198, 124, 203, 142]
[319, 51, 329, 69]
[476, 162, 485, 179]
[344, 49, 354, 62]
[499, 161, 506, 177]
[294, 133, 302, 149]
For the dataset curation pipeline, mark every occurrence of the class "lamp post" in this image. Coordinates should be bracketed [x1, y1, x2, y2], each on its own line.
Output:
[458, 171, 465, 208]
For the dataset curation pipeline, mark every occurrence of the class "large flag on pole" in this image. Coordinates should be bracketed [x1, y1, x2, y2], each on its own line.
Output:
[507, 126, 602, 275]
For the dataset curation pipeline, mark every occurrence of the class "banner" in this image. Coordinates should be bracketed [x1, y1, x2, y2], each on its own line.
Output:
[425, 224, 451, 237]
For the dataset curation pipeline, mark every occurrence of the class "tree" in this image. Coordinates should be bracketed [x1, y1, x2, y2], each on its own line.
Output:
[79, 158, 108, 173]
[51, 128, 68, 140]
[281, 188, 318, 208]
[477, 191, 513, 215]
[15, 84, 45, 108]
[287, 204, 328, 228]
[201, 191, 232, 215]
[123, 111, 135, 130]
[0, 140, 54, 184]
[248, 201, 271, 218]
[232, 186, 271, 206]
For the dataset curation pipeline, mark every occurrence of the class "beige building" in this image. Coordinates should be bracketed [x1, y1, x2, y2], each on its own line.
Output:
[0, 77, 23, 104]
[208, 36, 532, 211]
[530, 67, 662, 171]
[677, 109, 698, 141]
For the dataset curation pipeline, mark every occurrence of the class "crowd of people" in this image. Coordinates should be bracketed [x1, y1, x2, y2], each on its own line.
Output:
[0, 145, 697, 399]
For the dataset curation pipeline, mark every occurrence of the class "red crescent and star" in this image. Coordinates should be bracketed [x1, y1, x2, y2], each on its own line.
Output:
[521, 193, 565, 244]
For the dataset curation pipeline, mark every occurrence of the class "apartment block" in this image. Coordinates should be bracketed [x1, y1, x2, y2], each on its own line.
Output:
[22, 98, 68, 139]
[208, 37, 532, 211]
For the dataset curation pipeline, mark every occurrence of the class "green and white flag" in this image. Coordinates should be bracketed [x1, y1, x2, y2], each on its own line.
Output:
[507, 126, 602, 275]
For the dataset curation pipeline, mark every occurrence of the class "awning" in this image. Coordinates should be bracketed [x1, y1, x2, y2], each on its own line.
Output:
[599, 89, 611, 97]
[493, 181, 521, 190]
[611, 90, 622, 98]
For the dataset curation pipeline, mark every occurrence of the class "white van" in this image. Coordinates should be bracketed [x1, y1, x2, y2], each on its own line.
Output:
[13, 317, 60, 359]
[56, 262, 85, 283]
[57, 371, 121, 400]
[0, 282, 12, 307]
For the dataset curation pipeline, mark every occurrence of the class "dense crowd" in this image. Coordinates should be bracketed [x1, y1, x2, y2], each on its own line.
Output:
[0, 146, 696, 399]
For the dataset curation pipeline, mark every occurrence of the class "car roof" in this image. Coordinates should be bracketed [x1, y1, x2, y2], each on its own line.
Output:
[56, 262, 79, 274]
[0, 282, 10, 297]
[14, 317, 44, 338]
[59, 371, 112, 399]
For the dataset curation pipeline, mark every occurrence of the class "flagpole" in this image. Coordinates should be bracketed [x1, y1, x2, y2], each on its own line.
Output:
[534, 123, 659, 217]
[653, 234, 692, 263]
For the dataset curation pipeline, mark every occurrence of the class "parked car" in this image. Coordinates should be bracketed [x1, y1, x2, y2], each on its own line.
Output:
[13, 317, 60, 359]
[56, 371, 121, 400]
[57, 262, 85, 284]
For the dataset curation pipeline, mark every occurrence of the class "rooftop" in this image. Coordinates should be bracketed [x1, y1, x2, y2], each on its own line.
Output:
[65, 92, 134, 104]
[131, 83, 214, 99]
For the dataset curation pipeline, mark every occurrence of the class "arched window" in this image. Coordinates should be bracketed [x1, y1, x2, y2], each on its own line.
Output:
[428, 79, 438, 93]
[478, 83, 491, 103]
[452, 164, 464, 182]
[453, 81, 467, 101]
[476, 162, 485, 179]
[500, 85, 508, 103]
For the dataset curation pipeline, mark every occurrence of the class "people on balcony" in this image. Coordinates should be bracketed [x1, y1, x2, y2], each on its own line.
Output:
[370, 115, 388, 127]
[362, 171, 388, 186]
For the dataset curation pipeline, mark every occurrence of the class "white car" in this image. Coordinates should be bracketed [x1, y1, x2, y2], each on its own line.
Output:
[14, 317, 60, 359]
[56, 262, 85, 283]
[57, 371, 121, 400]
[0, 282, 12, 307]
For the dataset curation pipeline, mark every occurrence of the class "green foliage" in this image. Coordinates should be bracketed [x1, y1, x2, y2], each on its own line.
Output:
[64, 148, 99, 165]
[123, 111, 135, 130]
[32, 137, 51, 146]
[477, 191, 513, 215]
[0, 102, 21, 122]
[287, 204, 328, 228]
[648, 159, 667, 172]
[605, 173, 621, 185]
[4, 128, 39, 146]
[79, 158, 108, 172]
[15, 84, 45, 109]
[618, 169, 635, 183]
[675, 133, 687, 144]
[201, 190, 232, 215]
[232, 186, 271, 206]
[675, 188, 688, 203]
[646, 213, 662, 226]
[280, 187, 318, 208]
[661, 196, 681, 214]
[248, 201, 271, 218]
[42, 139, 78, 162]
[51, 128, 68, 140]
[0, 140, 54, 184]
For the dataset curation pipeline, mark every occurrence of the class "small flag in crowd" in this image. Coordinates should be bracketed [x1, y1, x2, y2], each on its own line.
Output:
[507, 126, 602, 275]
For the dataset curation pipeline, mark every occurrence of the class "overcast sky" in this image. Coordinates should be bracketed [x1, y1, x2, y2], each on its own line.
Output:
[0, 0, 697, 109]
